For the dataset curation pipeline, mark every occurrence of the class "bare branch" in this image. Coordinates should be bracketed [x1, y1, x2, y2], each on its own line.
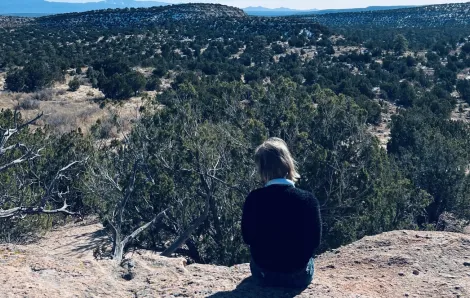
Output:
[0, 200, 79, 219]
[0, 148, 41, 173]
[161, 194, 210, 257]
[39, 160, 85, 207]
[119, 159, 140, 227]
[121, 207, 171, 248]
[158, 155, 246, 195]
[16, 112, 43, 131]
[0, 112, 43, 154]
[0, 112, 44, 175]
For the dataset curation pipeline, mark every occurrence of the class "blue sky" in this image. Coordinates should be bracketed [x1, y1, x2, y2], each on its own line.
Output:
[47, 0, 469, 10]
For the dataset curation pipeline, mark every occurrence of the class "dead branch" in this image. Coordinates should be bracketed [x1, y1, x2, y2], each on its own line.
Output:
[0, 200, 78, 219]
[0, 112, 43, 156]
[161, 192, 211, 257]
[112, 208, 171, 263]
[0, 112, 44, 173]
[121, 207, 171, 249]
[0, 112, 84, 219]
[39, 160, 85, 207]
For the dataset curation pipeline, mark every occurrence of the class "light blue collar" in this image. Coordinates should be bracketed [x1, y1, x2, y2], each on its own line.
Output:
[265, 178, 295, 188]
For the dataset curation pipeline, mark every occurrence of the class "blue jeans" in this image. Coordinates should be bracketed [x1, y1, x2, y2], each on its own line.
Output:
[250, 258, 314, 288]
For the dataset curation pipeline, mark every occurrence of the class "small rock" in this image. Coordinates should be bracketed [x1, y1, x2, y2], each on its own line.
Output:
[122, 271, 135, 281]
[398, 272, 405, 276]
[463, 262, 470, 267]
[121, 258, 135, 269]
[413, 270, 420, 275]
[126, 259, 135, 269]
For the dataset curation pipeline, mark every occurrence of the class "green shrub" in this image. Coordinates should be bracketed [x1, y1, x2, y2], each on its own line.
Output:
[68, 78, 81, 91]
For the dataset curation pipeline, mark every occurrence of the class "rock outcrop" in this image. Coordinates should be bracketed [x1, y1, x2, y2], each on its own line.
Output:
[1, 219, 469, 297]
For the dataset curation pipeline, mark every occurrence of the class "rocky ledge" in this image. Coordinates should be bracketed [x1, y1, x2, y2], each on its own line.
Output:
[0, 219, 469, 297]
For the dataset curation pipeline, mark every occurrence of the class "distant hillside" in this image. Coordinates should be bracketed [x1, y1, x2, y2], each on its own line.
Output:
[243, 6, 318, 17]
[5, 2, 470, 30]
[294, 2, 470, 28]
[243, 5, 414, 17]
[310, 5, 416, 15]
[36, 3, 247, 28]
[0, 13, 51, 18]
[0, 0, 170, 15]
[0, 16, 33, 28]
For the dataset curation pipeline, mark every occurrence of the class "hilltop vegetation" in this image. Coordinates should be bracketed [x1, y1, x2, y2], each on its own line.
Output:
[0, 16, 32, 28]
[0, 3, 469, 266]
[244, 5, 414, 17]
[296, 2, 470, 28]
[37, 4, 246, 28]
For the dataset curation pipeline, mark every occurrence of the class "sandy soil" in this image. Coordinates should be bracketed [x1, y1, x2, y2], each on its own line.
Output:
[367, 100, 399, 149]
[230, 45, 246, 60]
[0, 219, 469, 298]
[451, 99, 470, 123]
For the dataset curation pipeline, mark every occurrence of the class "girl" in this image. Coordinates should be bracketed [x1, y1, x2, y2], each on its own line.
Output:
[242, 137, 322, 288]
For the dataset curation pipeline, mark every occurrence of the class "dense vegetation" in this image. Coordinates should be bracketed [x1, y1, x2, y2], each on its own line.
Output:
[1, 3, 470, 266]
[295, 2, 470, 28]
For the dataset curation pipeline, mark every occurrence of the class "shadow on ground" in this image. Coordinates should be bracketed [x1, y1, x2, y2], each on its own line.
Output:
[207, 277, 307, 298]
[68, 228, 109, 256]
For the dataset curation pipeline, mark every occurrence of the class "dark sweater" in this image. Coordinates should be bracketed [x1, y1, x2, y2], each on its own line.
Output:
[242, 184, 322, 273]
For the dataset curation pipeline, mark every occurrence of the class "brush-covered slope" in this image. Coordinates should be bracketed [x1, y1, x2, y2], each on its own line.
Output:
[295, 2, 470, 28]
[36, 4, 247, 28]
[0, 16, 32, 28]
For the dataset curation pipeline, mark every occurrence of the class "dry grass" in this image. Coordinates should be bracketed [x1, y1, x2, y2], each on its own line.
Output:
[273, 45, 317, 63]
[229, 45, 246, 59]
[0, 73, 146, 138]
[329, 35, 345, 44]
[451, 99, 470, 123]
[30, 89, 55, 101]
[367, 100, 399, 149]
[333, 45, 364, 57]
[17, 98, 40, 110]
[133, 67, 155, 78]
[0, 72, 5, 90]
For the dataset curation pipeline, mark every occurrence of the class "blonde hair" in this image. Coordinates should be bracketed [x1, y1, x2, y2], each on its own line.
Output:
[254, 137, 300, 183]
